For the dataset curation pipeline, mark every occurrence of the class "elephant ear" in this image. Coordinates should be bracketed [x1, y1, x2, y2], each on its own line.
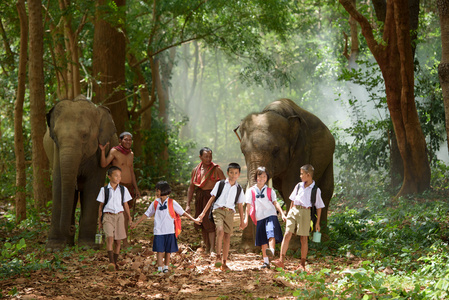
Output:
[46, 100, 69, 145]
[288, 115, 307, 158]
[98, 106, 117, 146]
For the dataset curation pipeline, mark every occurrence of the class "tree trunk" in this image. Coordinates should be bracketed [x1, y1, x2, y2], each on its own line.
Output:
[437, 0, 449, 153]
[339, 0, 430, 196]
[92, 0, 127, 134]
[15, 0, 28, 222]
[127, 52, 155, 164]
[28, 0, 52, 209]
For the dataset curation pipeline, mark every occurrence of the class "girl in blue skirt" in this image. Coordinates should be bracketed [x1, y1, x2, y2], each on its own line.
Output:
[132, 181, 199, 273]
[244, 167, 286, 268]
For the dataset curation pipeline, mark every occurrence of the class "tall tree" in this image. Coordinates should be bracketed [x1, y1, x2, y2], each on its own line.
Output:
[14, 0, 28, 222]
[339, 0, 431, 196]
[437, 0, 449, 152]
[46, 0, 88, 100]
[28, 0, 52, 208]
[92, 0, 127, 133]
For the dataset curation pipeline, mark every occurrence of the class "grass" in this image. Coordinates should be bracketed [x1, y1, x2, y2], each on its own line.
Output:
[275, 186, 449, 299]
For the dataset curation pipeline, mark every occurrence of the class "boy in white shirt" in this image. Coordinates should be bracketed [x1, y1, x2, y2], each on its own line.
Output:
[198, 163, 245, 271]
[97, 166, 133, 271]
[272, 164, 325, 272]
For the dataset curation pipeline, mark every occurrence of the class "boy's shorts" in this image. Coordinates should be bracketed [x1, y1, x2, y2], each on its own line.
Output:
[286, 206, 310, 236]
[103, 212, 126, 240]
[212, 207, 234, 234]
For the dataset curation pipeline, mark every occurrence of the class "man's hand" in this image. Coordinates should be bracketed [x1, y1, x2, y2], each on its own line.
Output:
[185, 205, 191, 215]
[99, 142, 110, 151]
[316, 223, 321, 232]
[240, 221, 246, 230]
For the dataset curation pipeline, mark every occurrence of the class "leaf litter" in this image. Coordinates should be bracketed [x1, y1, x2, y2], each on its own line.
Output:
[0, 187, 355, 299]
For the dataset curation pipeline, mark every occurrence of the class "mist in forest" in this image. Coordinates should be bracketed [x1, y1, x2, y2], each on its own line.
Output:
[168, 43, 353, 175]
[168, 35, 448, 180]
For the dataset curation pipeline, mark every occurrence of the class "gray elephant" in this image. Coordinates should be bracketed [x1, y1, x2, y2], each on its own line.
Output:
[44, 95, 117, 250]
[239, 98, 335, 246]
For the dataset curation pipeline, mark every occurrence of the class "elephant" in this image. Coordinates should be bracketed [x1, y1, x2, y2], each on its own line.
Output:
[238, 98, 335, 247]
[44, 95, 117, 250]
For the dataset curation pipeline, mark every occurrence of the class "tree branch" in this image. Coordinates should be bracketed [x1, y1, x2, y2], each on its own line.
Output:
[339, 0, 384, 59]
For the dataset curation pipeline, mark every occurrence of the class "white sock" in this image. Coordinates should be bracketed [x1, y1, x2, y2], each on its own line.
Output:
[264, 257, 269, 264]
[163, 265, 168, 271]
[158, 266, 163, 272]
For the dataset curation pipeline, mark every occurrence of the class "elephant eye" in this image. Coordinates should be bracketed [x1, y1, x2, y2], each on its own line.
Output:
[272, 146, 280, 158]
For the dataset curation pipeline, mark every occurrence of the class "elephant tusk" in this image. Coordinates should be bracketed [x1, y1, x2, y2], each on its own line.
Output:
[233, 125, 241, 143]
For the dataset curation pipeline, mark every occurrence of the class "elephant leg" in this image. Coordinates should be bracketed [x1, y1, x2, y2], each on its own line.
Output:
[316, 159, 334, 235]
[78, 176, 103, 248]
[46, 152, 77, 250]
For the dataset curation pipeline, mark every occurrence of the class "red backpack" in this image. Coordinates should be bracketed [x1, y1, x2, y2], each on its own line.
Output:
[154, 198, 182, 237]
[249, 187, 272, 225]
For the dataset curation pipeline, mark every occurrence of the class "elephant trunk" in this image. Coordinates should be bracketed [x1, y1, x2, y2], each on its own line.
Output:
[246, 159, 272, 187]
[59, 151, 81, 243]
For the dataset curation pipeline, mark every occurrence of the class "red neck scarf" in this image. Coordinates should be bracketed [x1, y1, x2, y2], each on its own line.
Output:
[114, 145, 131, 155]
[192, 162, 219, 188]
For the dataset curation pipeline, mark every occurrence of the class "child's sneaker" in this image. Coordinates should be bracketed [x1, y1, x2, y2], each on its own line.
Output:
[260, 262, 270, 269]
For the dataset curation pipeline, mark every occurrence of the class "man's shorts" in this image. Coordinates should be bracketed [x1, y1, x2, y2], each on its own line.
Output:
[122, 182, 136, 213]
[103, 212, 126, 240]
[285, 206, 310, 236]
[212, 208, 234, 234]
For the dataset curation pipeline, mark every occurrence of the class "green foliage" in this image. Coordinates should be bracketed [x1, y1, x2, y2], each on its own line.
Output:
[276, 173, 449, 298]
[137, 109, 195, 188]
[0, 238, 64, 278]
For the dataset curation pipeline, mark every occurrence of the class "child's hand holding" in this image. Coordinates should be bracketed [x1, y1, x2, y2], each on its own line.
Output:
[193, 217, 202, 225]
[239, 220, 246, 230]
[281, 214, 287, 222]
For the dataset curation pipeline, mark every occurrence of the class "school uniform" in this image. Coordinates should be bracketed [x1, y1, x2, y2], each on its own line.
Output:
[144, 198, 185, 253]
[210, 179, 245, 234]
[97, 183, 132, 240]
[286, 181, 325, 236]
[245, 184, 283, 246]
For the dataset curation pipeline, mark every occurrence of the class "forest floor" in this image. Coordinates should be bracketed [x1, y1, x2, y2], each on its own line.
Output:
[0, 186, 361, 299]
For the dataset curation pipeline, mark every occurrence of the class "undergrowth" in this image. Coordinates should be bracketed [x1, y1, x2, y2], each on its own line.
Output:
[277, 164, 449, 299]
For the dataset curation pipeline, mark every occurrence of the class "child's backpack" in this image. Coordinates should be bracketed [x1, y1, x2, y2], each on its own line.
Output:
[101, 185, 125, 222]
[208, 180, 242, 223]
[295, 184, 319, 232]
[154, 198, 182, 237]
[249, 187, 273, 225]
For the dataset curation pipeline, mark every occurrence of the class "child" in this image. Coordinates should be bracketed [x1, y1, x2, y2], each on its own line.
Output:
[244, 167, 286, 269]
[198, 163, 245, 271]
[272, 164, 325, 272]
[131, 181, 199, 273]
[97, 166, 133, 271]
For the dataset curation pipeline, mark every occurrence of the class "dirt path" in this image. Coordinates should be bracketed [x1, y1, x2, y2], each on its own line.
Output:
[1, 192, 326, 299]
